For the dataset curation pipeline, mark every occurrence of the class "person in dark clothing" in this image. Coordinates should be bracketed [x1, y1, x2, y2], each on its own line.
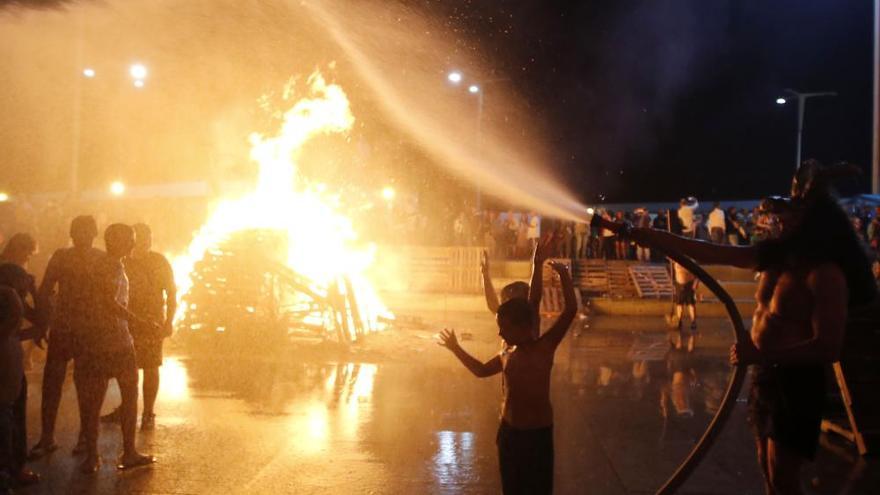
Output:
[30, 216, 103, 458]
[0, 264, 43, 490]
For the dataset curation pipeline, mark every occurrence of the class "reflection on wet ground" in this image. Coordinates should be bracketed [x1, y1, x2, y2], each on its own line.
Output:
[19, 318, 880, 494]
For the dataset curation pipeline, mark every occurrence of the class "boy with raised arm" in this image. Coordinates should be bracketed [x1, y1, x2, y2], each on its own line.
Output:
[440, 260, 577, 495]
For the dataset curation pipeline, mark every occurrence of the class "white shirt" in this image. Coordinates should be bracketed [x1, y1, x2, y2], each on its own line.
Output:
[527, 215, 541, 239]
[708, 208, 726, 230]
[678, 203, 698, 232]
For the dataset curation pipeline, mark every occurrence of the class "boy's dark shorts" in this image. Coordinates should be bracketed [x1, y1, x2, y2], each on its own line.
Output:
[748, 364, 825, 460]
[496, 421, 553, 495]
[674, 281, 696, 305]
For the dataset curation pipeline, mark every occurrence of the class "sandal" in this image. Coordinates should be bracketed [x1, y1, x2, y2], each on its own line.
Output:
[117, 453, 156, 471]
[79, 456, 101, 475]
[28, 441, 59, 460]
[15, 468, 40, 486]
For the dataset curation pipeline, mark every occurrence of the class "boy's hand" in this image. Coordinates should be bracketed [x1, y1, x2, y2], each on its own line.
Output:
[549, 260, 570, 279]
[438, 328, 460, 351]
[730, 341, 761, 365]
[480, 250, 490, 276]
[534, 232, 557, 263]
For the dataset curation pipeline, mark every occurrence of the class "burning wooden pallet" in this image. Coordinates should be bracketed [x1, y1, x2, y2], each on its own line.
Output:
[178, 229, 371, 350]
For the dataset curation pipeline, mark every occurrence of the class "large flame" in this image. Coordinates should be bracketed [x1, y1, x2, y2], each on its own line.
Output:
[172, 71, 391, 338]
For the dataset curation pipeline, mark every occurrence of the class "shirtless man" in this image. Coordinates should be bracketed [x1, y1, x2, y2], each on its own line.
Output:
[440, 261, 577, 495]
[76, 224, 156, 473]
[671, 261, 699, 351]
[29, 216, 103, 458]
[609, 161, 875, 494]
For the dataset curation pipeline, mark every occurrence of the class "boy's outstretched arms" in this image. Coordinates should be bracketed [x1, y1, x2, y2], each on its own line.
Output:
[439, 328, 502, 378]
[539, 261, 577, 349]
[481, 251, 501, 314]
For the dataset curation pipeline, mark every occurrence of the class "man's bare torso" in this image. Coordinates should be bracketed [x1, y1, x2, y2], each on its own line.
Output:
[752, 268, 814, 351]
[500, 342, 554, 429]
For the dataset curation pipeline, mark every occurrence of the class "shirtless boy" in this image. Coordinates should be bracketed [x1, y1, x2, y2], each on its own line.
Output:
[440, 260, 576, 495]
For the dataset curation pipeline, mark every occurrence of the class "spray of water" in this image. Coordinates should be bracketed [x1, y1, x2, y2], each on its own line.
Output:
[302, 0, 590, 222]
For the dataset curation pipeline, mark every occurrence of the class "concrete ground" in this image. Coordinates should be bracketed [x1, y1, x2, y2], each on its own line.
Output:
[14, 302, 880, 494]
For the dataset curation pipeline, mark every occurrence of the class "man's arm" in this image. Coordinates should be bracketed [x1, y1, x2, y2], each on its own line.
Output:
[481, 251, 500, 314]
[36, 251, 62, 326]
[162, 256, 178, 336]
[0, 287, 23, 340]
[630, 227, 757, 269]
[539, 261, 577, 349]
[438, 328, 502, 378]
[732, 264, 848, 365]
[527, 234, 556, 315]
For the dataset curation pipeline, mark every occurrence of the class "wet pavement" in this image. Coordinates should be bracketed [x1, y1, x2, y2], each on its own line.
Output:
[16, 314, 880, 494]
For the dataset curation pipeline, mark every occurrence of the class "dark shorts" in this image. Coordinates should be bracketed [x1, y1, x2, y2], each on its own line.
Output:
[46, 330, 78, 363]
[496, 422, 553, 495]
[132, 337, 164, 369]
[748, 364, 825, 460]
[674, 281, 696, 305]
[74, 345, 138, 381]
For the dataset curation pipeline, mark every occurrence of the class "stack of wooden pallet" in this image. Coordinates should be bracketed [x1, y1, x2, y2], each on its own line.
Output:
[628, 263, 673, 299]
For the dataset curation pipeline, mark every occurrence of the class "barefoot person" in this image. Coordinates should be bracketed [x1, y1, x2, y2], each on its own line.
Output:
[76, 224, 156, 473]
[608, 161, 876, 494]
[671, 261, 699, 352]
[29, 216, 103, 458]
[102, 223, 176, 430]
[440, 260, 577, 495]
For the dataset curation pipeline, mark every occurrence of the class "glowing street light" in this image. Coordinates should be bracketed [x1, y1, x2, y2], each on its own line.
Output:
[110, 181, 126, 196]
[381, 186, 396, 201]
[129, 63, 148, 80]
[83, 68, 96, 78]
[447, 71, 463, 84]
[468, 84, 480, 94]
[133, 79, 145, 89]
[777, 89, 837, 169]
[0, 193, 9, 202]
[775, 97, 786, 105]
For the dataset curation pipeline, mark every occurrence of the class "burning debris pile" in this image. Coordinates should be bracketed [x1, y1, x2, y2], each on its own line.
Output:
[177, 229, 379, 350]
[172, 71, 392, 346]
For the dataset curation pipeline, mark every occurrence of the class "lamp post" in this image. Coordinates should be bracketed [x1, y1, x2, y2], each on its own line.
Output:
[446, 72, 507, 210]
[776, 89, 837, 170]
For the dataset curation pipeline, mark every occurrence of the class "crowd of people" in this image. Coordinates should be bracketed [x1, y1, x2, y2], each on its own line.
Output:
[0, 215, 176, 491]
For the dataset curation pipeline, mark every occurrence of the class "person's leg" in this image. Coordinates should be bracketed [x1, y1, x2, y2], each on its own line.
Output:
[528, 428, 554, 495]
[76, 369, 107, 473]
[33, 356, 67, 451]
[0, 406, 14, 492]
[766, 438, 805, 495]
[673, 305, 684, 349]
[116, 358, 153, 467]
[142, 367, 159, 419]
[754, 437, 773, 495]
[496, 424, 518, 495]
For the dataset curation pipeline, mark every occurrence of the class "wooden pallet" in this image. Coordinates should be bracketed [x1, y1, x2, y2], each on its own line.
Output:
[539, 286, 584, 317]
[629, 264, 673, 299]
[607, 261, 638, 299]
[573, 259, 610, 295]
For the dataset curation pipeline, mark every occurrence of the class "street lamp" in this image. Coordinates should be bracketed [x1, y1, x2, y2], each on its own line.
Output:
[110, 181, 126, 196]
[447, 71, 463, 84]
[0, 193, 9, 203]
[777, 89, 837, 170]
[468, 84, 480, 94]
[83, 67, 96, 78]
[381, 186, 396, 202]
[129, 63, 148, 80]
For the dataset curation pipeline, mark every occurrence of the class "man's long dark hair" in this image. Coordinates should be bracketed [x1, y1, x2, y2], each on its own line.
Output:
[757, 192, 877, 307]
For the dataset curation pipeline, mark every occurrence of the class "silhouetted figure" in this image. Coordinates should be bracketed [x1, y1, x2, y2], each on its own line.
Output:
[29, 216, 103, 458]
[0, 263, 43, 490]
[440, 261, 577, 495]
[101, 223, 176, 430]
[671, 262, 699, 352]
[76, 224, 155, 474]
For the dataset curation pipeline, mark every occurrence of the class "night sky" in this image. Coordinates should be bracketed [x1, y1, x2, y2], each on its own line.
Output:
[1, 0, 875, 204]
[422, 0, 874, 202]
